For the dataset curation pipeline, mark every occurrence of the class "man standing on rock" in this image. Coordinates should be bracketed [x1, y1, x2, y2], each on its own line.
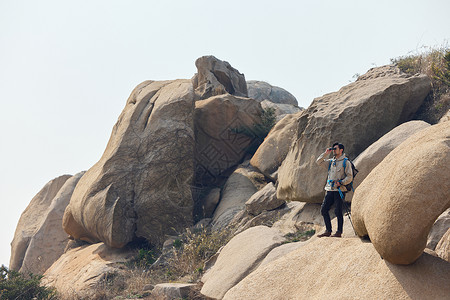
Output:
[315, 143, 353, 238]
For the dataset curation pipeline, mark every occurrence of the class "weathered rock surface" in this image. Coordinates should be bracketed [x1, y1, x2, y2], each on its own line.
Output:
[17, 172, 85, 275]
[200, 226, 286, 299]
[352, 122, 450, 264]
[435, 229, 450, 262]
[258, 240, 311, 267]
[439, 108, 450, 123]
[192, 55, 247, 100]
[272, 202, 324, 234]
[245, 182, 284, 216]
[348, 120, 430, 201]
[247, 80, 298, 105]
[277, 65, 431, 203]
[357, 64, 405, 80]
[63, 80, 195, 248]
[260, 100, 303, 121]
[10, 175, 72, 272]
[231, 206, 290, 235]
[194, 94, 262, 187]
[42, 243, 135, 299]
[223, 238, 450, 300]
[427, 208, 450, 251]
[152, 283, 197, 299]
[250, 111, 303, 179]
[211, 163, 259, 230]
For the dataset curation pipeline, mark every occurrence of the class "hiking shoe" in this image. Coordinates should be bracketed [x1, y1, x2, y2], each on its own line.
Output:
[317, 231, 331, 238]
[331, 232, 342, 238]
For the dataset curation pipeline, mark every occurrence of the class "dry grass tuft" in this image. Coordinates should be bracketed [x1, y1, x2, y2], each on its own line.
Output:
[164, 226, 233, 282]
[86, 225, 233, 299]
[391, 44, 450, 123]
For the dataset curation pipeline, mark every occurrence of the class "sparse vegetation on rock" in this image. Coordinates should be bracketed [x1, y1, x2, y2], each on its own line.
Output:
[89, 226, 234, 299]
[392, 46, 450, 123]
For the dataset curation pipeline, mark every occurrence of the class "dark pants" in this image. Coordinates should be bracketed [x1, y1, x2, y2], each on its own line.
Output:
[321, 191, 344, 233]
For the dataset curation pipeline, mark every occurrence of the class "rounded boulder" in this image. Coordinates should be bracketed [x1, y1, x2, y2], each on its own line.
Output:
[352, 122, 450, 264]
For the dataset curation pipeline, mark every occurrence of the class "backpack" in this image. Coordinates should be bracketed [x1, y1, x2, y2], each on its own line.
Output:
[328, 158, 359, 193]
[342, 158, 358, 192]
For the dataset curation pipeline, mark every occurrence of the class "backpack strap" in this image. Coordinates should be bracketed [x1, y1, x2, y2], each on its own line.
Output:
[342, 157, 355, 192]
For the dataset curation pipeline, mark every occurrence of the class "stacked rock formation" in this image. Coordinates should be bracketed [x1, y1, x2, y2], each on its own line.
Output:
[9, 57, 450, 300]
[192, 55, 248, 100]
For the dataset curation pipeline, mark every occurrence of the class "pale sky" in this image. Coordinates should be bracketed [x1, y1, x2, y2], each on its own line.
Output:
[1, 0, 449, 268]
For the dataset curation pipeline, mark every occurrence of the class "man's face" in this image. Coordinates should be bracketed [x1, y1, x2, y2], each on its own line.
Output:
[333, 146, 343, 155]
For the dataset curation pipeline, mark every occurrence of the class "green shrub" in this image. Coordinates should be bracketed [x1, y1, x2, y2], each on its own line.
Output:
[0, 265, 56, 300]
[137, 248, 158, 267]
[173, 238, 182, 249]
[123, 247, 158, 270]
[283, 223, 316, 244]
[284, 229, 316, 243]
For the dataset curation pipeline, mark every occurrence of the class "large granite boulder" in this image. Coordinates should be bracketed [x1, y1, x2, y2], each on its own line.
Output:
[352, 122, 450, 264]
[14, 172, 84, 275]
[63, 80, 195, 248]
[270, 202, 323, 234]
[211, 163, 260, 230]
[250, 111, 303, 179]
[245, 182, 284, 216]
[223, 238, 450, 300]
[247, 80, 298, 105]
[10, 175, 71, 272]
[200, 226, 286, 299]
[192, 55, 247, 100]
[42, 243, 135, 299]
[277, 65, 431, 203]
[348, 120, 430, 201]
[194, 94, 263, 187]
